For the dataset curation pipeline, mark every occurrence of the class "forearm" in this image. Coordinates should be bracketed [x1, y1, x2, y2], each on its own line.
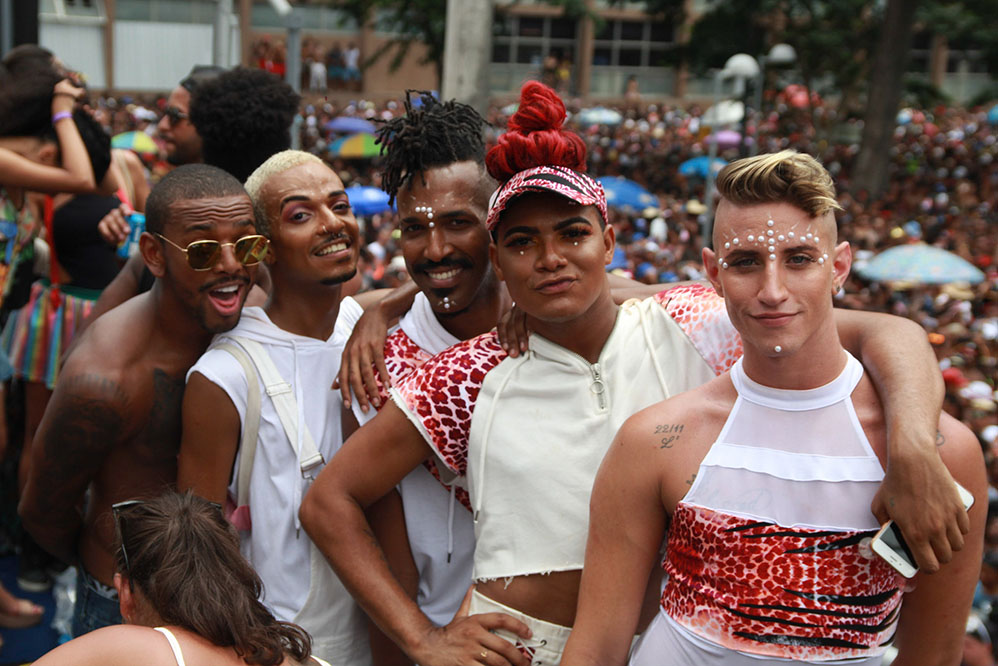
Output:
[19, 486, 82, 564]
[835, 310, 941, 459]
[300, 485, 433, 657]
[376, 280, 419, 321]
[53, 118, 96, 192]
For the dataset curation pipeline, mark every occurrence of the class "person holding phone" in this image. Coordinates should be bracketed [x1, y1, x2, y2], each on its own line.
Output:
[562, 150, 987, 666]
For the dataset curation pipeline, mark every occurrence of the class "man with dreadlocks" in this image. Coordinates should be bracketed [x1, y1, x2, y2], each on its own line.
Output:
[318, 92, 512, 663]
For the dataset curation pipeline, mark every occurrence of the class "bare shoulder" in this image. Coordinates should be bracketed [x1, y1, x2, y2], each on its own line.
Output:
[619, 373, 735, 449]
[609, 374, 735, 508]
[33, 625, 178, 666]
[71, 295, 154, 376]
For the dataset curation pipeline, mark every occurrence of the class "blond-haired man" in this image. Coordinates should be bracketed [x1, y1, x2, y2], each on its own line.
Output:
[563, 151, 986, 666]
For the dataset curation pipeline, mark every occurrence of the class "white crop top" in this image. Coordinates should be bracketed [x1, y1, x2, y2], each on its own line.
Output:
[392, 285, 739, 581]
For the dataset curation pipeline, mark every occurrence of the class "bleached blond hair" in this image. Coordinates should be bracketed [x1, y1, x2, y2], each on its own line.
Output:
[244, 150, 325, 236]
[715, 150, 843, 219]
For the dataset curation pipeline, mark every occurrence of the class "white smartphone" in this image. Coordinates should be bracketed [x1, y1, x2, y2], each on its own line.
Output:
[870, 481, 975, 578]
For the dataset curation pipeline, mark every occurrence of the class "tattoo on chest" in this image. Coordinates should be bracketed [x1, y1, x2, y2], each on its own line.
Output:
[656, 423, 684, 449]
[142, 369, 185, 457]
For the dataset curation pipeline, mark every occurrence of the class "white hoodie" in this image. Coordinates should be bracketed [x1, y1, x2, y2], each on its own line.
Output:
[187, 300, 369, 664]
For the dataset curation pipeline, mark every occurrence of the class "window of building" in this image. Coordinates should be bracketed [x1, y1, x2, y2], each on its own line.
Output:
[40, 0, 104, 19]
[490, 11, 579, 66]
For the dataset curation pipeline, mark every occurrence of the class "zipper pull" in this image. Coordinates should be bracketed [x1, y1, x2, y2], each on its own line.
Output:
[590, 362, 607, 410]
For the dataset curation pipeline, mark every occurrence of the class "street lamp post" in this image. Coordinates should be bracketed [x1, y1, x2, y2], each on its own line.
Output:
[749, 43, 797, 156]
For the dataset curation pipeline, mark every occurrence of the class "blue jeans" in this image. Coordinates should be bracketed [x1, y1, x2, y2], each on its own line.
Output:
[71, 567, 122, 637]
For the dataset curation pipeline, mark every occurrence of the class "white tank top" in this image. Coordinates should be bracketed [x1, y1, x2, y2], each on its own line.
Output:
[633, 352, 904, 665]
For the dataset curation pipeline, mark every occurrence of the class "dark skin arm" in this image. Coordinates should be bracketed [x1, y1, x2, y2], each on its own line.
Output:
[368, 489, 419, 666]
[177, 372, 241, 505]
[335, 280, 419, 413]
[833, 308, 964, 573]
[19, 367, 130, 564]
[300, 402, 531, 666]
[341, 405, 418, 666]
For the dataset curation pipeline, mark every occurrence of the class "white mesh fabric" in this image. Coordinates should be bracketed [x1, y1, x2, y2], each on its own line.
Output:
[684, 352, 884, 532]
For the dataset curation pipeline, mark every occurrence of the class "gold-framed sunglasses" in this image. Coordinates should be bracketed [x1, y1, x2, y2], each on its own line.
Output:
[154, 233, 269, 271]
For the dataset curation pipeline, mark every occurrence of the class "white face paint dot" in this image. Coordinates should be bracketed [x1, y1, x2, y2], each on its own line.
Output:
[788, 231, 795, 238]
[818, 257, 825, 264]
[806, 233, 813, 239]
[778, 234, 785, 241]
[428, 222, 435, 229]
[767, 229, 774, 237]
[722, 262, 729, 269]
[747, 235, 754, 242]
[769, 254, 776, 261]
[823, 253, 829, 259]
[767, 219, 775, 227]
[814, 236, 819, 242]
[733, 238, 739, 244]
[774, 345, 782, 353]
[427, 212, 434, 219]
[724, 242, 730, 249]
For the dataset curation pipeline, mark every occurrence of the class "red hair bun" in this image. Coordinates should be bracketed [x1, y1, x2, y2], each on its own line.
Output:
[486, 81, 587, 183]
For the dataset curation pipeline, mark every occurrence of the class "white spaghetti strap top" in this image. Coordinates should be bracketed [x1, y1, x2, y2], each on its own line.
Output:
[154, 627, 187, 666]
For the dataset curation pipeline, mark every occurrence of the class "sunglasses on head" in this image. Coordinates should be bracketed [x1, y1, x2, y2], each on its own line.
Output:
[155, 233, 270, 271]
[161, 106, 189, 125]
[112, 498, 223, 580]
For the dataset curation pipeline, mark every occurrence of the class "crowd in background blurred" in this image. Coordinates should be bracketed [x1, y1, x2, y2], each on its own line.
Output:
[2, 54, 997, 662]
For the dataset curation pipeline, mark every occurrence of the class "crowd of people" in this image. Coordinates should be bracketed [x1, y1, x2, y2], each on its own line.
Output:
[0, 40, 995, 666]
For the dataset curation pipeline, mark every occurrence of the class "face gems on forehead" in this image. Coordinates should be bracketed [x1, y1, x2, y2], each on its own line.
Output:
[415, 205, 435, 228]
[774, 345, 783, 353]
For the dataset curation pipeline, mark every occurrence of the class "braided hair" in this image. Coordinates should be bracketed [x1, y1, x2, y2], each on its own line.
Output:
[376, 91, 487, 205]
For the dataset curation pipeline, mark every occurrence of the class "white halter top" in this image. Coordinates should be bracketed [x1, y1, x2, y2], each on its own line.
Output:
[653, 352, 904, 664]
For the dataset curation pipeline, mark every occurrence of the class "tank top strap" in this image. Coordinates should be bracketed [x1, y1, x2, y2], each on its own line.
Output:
[154, 627, 187, 666]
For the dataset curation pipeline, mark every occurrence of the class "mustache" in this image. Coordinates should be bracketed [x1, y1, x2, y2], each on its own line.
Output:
[200, 276, 251, 293]
[413, 257, 473, 273]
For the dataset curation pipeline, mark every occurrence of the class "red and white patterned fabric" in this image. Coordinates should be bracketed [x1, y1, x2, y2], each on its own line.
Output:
[661, 504, 902, 662]
[656, 282, 743, 376]
[348, 291, 476, 626]
[639, 352, 901, 665]
[485, 165, 607, 231]
[391, 286, 738, 583]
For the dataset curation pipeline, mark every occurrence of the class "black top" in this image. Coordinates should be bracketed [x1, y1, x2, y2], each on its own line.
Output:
[52, 194, 122, 290]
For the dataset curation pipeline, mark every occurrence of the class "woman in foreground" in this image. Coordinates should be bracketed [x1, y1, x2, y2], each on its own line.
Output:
[34, 491, 329, 666]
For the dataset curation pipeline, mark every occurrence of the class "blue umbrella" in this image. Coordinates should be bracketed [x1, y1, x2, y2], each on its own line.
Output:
[324, 116, 376, 134]
[856, 243, 985, 285]
[596, 176, 656, 212]
[345, 185, 394, 216]
[678, 156, 727, 178]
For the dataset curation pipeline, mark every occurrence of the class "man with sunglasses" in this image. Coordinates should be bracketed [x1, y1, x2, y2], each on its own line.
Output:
[177, 151, 371, 665]
[19, 164, 266, 637]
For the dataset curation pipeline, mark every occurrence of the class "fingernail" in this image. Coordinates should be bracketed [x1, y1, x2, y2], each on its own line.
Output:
[373, 397, 381, 407]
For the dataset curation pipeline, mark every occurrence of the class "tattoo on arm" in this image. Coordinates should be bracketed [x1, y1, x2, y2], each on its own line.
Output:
[685, 473, 697, 486]
[936, 430, 945, 448]
[656, 423, 684, 449]
[27, 373, 129, 534]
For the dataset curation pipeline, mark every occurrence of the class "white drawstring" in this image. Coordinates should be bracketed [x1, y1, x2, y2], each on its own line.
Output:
[635, 300, 671, 398]
[447, 482, 456, 563]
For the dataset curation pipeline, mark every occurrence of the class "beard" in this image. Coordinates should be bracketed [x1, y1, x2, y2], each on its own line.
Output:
[320, 267, 358, 286]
